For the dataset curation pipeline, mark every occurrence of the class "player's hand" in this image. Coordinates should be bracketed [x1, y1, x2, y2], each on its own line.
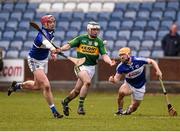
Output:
[108, 75, 115, 83]
[56, 47, 62, 53]
[156, 70, 162, 79]
[110, 60, 116, 66]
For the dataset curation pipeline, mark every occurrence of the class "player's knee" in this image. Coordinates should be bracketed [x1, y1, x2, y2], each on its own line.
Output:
[74, 90, 80, 95]
[83, 81, 91, 87]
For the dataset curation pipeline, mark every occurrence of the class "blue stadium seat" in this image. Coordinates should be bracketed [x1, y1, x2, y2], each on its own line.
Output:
[111, 11, 123, 21]
[85, 12, 98, 21]
[137, 10, 150, 20]
[118, 30, 130, 40]
[121, 20, 134, 29]
[154, 40, 162, 50]
[73, 12, 85, 21]
[134, 20, 147, 30]
[114, 40, 127, 50]
[0, 21, 5, 30]
[3, 3, 14, 12]
[6, 50, 19, 58]
[153, 1, 166, 11]
[151, 50, 164, 58]
[111, 50, 119, 58]
[54, 31, 65, 40]
[3, 31, 15, 40]
[141, 40, 154, 50]
[151, 10, 163, 20]
[161, 20, 173, 29]
[127, 2, 140, 11]
[157, 30, 169, 40]
[131, 50, 138, 56]
[60, 12, 73, 21]
[19, 21, 30, 30]
[71, 50, 77, 57]
[57, 21, 69, 31]
[6, 21, 18, 31]
[10, 12, 22, 21]
[98, 21, 108, 30]
[115, 3, 127, 11]
[66, 30, 78, 40]
[0, 40, 10, 50]
[108, 21, 120, 30]
[148, 20, 160, 30]
[164, 10, 176, 20]
[19, 50, 29, 58]
[27, 3, 39, 11]
[140, 2, 153, 11]
[15, 31, 27, 41]
[98, 12, 111, 21]
[35, 12, 47, 20]
[23, 41, 33, 50]
[104, 30, 117, 40]
[27, 31, 37, 40]
[144, 30, 157, 40]
[128, 40, 140, 50]
[69, 21, 82, 31]
[23, 11, 35, 21]
[167, 1, 179, 10]
[14, 3, 27, 12]
[105, 40, 114, 51]
[0, 11, 10, 21]
[10, 41, 23, 50]
[124, 10, 136, 20]
[131, 30, 143, 40]
[138, 50, 151, 57]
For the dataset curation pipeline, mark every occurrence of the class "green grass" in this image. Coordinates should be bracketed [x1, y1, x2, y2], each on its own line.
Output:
[0, 91, 180, 131]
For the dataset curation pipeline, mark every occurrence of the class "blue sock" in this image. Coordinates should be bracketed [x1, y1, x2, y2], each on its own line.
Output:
[15, 83, 22, 90]
[50, 104, 58, 113]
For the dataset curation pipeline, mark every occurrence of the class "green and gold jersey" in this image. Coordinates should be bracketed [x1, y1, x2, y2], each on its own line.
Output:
[69, 34, 107, 66]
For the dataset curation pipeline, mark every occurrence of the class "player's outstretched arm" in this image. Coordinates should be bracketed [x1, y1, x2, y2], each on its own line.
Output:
[102, 54, 116, 66]
[147, 58, 162, 79]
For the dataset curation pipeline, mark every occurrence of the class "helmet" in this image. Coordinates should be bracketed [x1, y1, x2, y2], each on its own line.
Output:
[87, 21, 100, 38]
[40, 15, 56, 26]
[118, 47, 131, 56]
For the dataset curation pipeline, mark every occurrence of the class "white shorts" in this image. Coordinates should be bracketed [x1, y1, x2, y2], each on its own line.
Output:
[27, 56, 48, 74]
[125, 81, 146, 101]
[74, 65, 95, 79]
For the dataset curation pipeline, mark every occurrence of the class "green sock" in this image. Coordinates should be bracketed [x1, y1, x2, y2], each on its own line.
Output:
[79, 97, 85, 108]
[64, 97, 71, 104]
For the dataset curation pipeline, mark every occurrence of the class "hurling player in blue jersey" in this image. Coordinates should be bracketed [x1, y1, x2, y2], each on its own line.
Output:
[109, 47, 162, 115]
[7, 15, 63, 118]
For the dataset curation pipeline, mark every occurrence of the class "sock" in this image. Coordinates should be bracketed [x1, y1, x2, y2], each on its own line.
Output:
[79, 97, 85, 108]
[63, 97, 71, 104]
[15, 83, 22, 90]
[49, 104, 58, 113]
[118, 107, 123, 113]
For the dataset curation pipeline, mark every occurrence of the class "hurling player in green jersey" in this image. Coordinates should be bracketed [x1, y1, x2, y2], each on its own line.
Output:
[57, 21, 116, 116]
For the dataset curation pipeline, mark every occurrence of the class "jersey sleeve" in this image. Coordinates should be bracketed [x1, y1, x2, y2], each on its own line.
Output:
[116, 63, 125, 74]
[34, 33, 43, 47]
[99, 40, 107, 55]
[68, 36, 80, 48]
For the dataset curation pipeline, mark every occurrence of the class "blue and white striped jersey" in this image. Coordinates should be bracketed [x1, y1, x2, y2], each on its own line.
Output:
[116, 56, 148, 88]
[29, 27, 54, 60]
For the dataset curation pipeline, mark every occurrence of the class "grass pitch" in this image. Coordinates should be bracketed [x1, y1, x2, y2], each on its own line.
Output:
[0, 90, 179, 131]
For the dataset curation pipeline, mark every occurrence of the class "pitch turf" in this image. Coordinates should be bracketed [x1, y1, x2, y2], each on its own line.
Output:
[0, 91, 179, 131]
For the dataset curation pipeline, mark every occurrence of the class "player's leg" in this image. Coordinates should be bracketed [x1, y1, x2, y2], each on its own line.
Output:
[34, 69, 63, 118]
[77, 70, 92, 115]
[123, 85, 145, 115]
[115, 83, 133, 115]
[61, 78, 83, 116]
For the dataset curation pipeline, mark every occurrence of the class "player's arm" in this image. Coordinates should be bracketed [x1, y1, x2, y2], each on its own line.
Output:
[102, 54, 116, 66]
[147, 58, 162, 79]
[109, 73, 123, 84]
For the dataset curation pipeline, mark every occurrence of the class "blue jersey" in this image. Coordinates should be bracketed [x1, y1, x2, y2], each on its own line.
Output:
[116, 56, 148, 88]
[29, 27, 55, 60]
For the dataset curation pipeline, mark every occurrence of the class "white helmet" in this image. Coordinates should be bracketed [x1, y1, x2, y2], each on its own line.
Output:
[87, 21, 100, 38]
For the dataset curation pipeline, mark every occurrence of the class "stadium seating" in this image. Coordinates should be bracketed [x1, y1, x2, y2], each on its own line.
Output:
[2, 0, 180, 59]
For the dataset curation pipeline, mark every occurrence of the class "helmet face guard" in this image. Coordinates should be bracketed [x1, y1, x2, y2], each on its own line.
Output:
[41, 15, 56, 31]
[118, 47, 131, 63]
[87, 21, 100, 38]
